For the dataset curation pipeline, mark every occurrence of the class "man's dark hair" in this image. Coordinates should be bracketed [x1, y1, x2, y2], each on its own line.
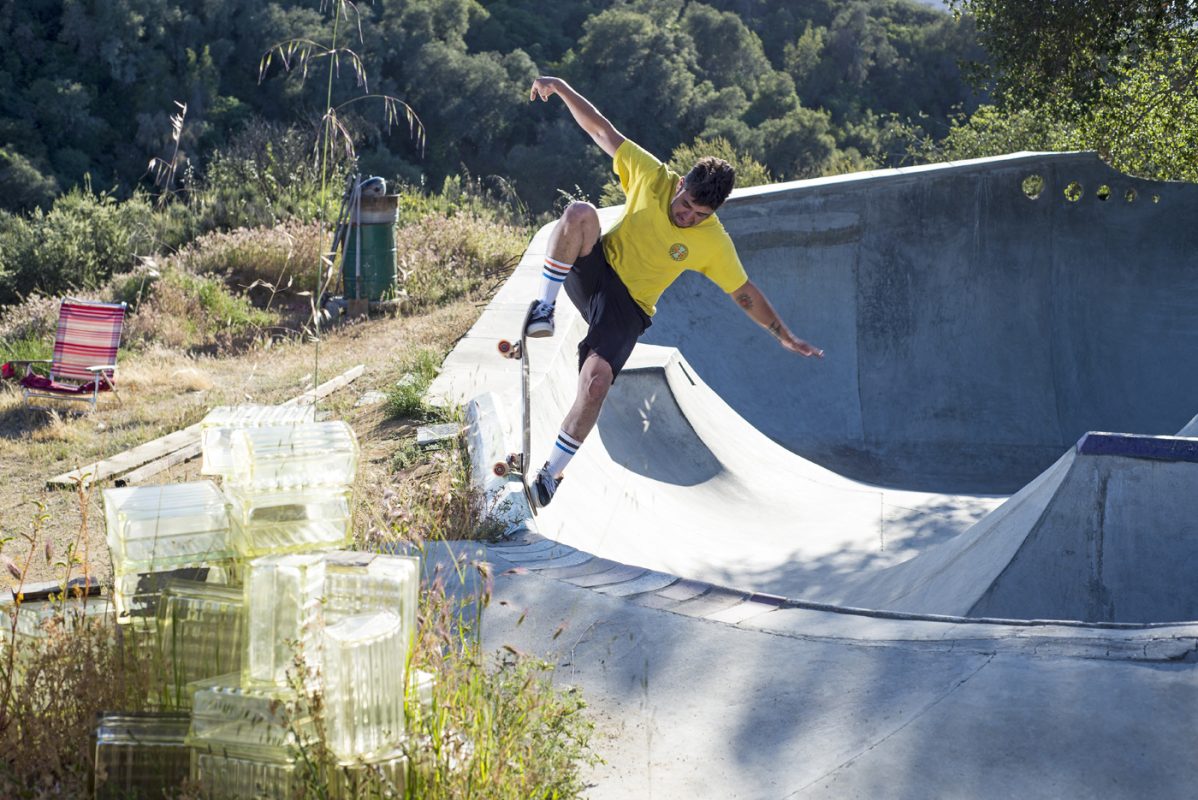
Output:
[683, 157, 736, 210]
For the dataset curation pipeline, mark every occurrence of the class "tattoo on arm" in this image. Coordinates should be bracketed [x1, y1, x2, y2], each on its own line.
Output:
[768, 320, 784, 339]
[736, 292, 754, 310]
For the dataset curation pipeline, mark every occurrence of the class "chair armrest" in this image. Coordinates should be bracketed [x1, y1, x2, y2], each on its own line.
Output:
[7, 359, 52, 367]
[85, 365, 118, 372]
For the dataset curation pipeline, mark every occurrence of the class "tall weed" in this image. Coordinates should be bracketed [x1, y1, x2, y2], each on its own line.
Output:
[177, 221, 326, 298]
[397, 212, 525, 310]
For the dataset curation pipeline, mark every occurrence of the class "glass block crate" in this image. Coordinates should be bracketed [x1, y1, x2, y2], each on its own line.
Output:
[244, 553, 326, 687]
[200, 404, 316, 477]
[323, 611, 406, 759]
[112, 564, 239, 624]
[189, 741, 408, 800]
[189, 674, 311, 750]
[189, 740, 299, 800]
[155, 580, 246, 708]
[228, 421, 359, 490]
[323, 551, 419, 638]
[187, 673, 408, 800]
[226, 484, 352, 558]
[91, 712, 191, 800]
[102, 481, 236, 621]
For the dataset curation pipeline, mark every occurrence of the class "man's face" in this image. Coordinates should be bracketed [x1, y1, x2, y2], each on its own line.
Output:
[669, 178, 716, 228]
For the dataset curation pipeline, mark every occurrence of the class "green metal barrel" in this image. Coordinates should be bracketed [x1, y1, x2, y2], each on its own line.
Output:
[341, 193, 399, 301]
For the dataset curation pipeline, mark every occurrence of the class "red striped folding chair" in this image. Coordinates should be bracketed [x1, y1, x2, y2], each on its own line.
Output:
[1, 298, 127, 410]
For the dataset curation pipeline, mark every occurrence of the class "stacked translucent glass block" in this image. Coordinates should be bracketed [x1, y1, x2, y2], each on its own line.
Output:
[92, 712, 192, 800]
[199, 403, 316, 478]
[102, 481, 238, 621]
[95, 405, 429, 799]
[186, 550, 420, 797]
[223, 421, 358, 557]
[155, 579, 246, 708]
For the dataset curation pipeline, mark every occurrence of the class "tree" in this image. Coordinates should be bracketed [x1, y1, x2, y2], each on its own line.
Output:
[951, 0, 1198, 180]
[563, 7, 706, 159]
[0, 149, 60, 213]
[950, 0, 1191, 108]
[680, 3, 773, 99]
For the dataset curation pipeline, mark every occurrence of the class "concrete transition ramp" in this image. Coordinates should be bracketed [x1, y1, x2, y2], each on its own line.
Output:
[831, 428, 1198, 623]
[431, 151, 1198, 622]
[430, 152, 1198, 796]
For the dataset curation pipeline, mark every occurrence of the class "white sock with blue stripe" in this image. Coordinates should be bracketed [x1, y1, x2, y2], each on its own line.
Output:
[538, 256, 572, 305]
[545, 429, 582, 479]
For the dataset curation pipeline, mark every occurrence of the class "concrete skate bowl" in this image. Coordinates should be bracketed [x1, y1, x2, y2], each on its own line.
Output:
[434, 151, 1198, 625]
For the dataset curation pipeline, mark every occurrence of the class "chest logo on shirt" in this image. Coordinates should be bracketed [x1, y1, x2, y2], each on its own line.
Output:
[668, 243, 689, 262]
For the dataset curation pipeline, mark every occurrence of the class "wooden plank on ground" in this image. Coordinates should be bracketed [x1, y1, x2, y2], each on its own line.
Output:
[46, 422, 205, 489]
[116, 441, 202, 487]
[282, 364, 365, 407]
[46, 364, 366, 489]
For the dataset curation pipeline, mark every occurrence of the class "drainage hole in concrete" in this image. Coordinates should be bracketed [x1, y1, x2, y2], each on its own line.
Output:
[1021, 174, 1044, 199]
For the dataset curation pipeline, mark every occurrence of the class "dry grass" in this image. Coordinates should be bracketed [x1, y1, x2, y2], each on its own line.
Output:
[0, 299, 482, 588]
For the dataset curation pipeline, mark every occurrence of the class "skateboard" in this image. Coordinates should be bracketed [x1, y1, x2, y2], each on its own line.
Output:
[493, 300, 538, 511]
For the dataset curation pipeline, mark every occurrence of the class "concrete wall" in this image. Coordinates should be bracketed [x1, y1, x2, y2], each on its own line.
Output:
[644, 153, 1198, 493]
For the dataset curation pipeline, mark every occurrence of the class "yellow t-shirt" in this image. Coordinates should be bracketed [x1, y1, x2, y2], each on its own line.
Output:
[603, 139, 748, 317]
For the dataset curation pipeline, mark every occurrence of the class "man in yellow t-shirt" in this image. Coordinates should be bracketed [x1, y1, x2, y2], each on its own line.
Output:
[524, 76, 824, 508]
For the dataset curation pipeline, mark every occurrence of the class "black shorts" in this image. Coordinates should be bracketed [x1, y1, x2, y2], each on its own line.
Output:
[564, 238, 652, 380]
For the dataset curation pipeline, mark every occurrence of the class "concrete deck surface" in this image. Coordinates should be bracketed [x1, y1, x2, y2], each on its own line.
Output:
[428, 152, 1198, 798]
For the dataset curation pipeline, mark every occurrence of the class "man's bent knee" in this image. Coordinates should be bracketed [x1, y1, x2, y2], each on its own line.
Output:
[562, 201, 598, 224]
[562, 202, 599, 254]
[580, 355, 613, 405]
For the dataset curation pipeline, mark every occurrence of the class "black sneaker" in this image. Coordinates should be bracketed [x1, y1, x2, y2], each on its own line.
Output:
[532, 463, 562, 507]
[525, 300, 555, 338]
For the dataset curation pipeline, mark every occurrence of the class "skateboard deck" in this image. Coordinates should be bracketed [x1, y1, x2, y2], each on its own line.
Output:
[493, 300, 539, 512]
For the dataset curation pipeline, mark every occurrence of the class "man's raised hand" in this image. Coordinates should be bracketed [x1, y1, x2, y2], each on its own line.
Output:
[530, 77, 561, 102]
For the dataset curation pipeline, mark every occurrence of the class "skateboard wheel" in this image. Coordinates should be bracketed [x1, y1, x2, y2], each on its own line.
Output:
[493, 461, 509, 478]
[497, 339, 513, 356]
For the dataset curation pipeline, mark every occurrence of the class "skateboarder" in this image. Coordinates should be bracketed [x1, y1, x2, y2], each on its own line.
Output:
[525, 76, 824, 507]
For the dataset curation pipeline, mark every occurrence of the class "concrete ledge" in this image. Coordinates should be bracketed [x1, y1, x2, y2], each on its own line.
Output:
[1077, 431, 1198, 462]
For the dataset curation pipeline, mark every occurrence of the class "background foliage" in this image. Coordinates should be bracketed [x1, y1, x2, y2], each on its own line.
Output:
[0, 0, 982, 217]
[3, 0, 1193, 309]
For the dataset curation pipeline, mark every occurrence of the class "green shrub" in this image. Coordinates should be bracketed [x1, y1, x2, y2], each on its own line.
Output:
[396, 173, 528, 227]
[1, 185, 155, 305]
[123, 265, 277, 352]
[187, 120, 344, 232]
[386, 348, 443, 419]
[0, 212, 32, 300]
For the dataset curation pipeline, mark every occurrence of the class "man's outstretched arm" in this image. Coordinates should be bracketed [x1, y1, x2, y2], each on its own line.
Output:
[530, 76, 626, 158]
[732, 280, 824, 358]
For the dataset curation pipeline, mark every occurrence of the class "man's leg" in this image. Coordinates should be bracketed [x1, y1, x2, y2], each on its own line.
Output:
[528, 202, 600, 337]
[543, 351, 613, 480]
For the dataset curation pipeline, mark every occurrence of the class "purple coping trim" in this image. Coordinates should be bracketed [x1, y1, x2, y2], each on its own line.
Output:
[1076, 432, 1198, 463]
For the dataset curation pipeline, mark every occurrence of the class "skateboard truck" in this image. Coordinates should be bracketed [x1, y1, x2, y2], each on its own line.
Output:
[492, 452, 526, 478]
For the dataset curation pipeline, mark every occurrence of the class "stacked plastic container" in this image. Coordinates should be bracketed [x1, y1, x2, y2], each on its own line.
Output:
[155, 579, 246, 708]
[95, 405, 428, 799]
[199, 404, 316, 479]
[102, 481, 238, 620]
[223, 421, 358, 557]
